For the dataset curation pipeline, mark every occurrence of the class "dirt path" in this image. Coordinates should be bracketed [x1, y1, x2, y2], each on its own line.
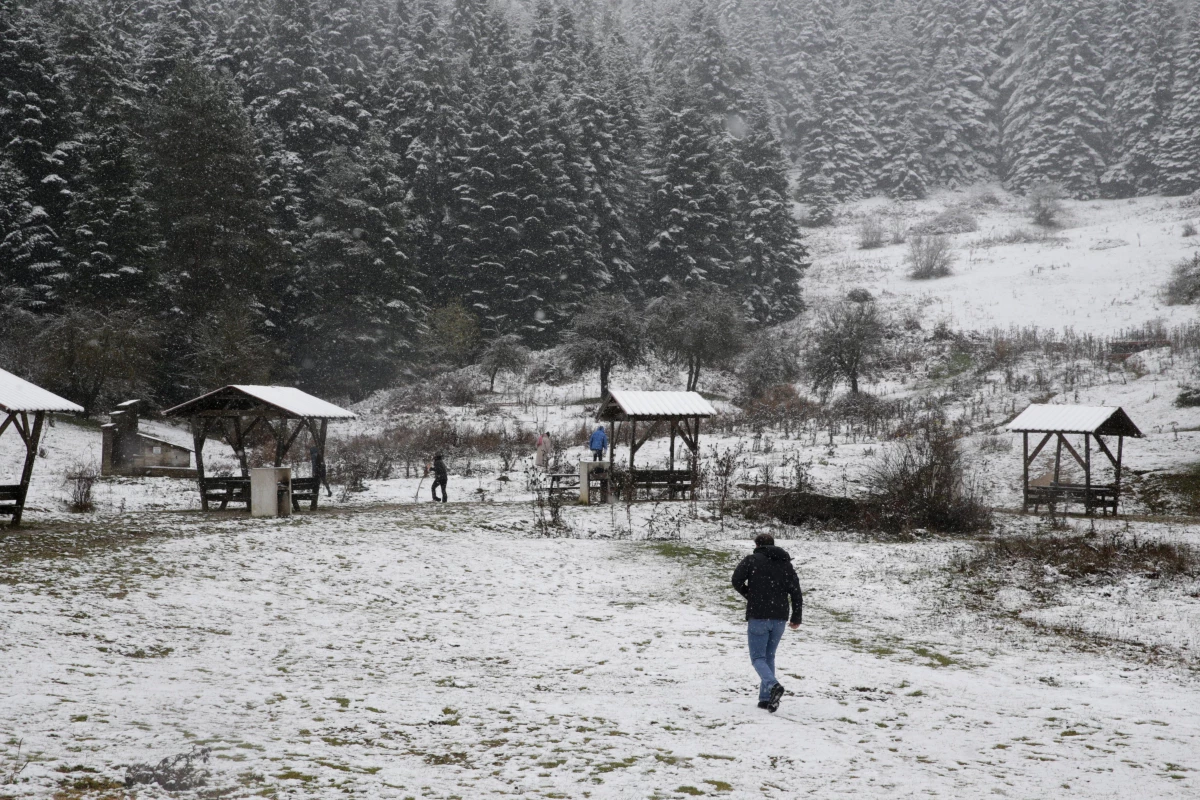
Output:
[1, 503, 1197, 798]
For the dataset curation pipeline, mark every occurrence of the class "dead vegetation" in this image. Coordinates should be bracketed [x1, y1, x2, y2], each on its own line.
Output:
[956, 532, 1197, 581]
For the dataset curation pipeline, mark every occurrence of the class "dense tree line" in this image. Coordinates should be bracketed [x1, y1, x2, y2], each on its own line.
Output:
[2, 0, 1200, 408]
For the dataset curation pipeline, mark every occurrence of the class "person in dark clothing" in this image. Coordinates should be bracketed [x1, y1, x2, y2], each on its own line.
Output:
[309, 446, 332, 497]
[431, 453, 448, 502]
[731, 532, 803, 712]
[589, 425, 608, 461]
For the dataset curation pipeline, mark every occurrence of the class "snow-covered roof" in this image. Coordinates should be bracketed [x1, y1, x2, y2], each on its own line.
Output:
[1006, 404, 1142, 437]
[0, 367, 84, 414]
[162, 385, 356, 420]
[597, 390, 716, 420]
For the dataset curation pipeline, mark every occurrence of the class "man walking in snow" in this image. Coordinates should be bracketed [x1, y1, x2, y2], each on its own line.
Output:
[731, 533, 803, 712]
[589, 425, 608, 462]
[431, 453, 448, 502]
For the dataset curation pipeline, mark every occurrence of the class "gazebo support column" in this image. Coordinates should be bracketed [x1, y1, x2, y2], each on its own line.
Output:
[1084, 433, 1092, 516]
[1022, 432, 1030, 512]
[11, 411, 45, 527]
[192, 418, 213, 511]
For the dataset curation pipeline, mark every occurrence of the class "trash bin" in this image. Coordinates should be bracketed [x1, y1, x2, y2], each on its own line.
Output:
[251, 467, 292, 517]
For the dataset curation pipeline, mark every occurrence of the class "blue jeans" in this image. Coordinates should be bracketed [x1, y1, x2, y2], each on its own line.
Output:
[747, 619, 786, 702]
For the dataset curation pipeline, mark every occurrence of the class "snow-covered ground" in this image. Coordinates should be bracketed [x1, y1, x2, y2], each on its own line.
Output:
[803, 187, 1200, 334]
[2, 504, 1198, 798]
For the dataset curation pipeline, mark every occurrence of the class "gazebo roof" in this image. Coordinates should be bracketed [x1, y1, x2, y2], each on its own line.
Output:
[1006, 404, 1142, 437]
[0, 367, 84, 414]
[162, 385, 356, 420]
[596, 390, 716, 421]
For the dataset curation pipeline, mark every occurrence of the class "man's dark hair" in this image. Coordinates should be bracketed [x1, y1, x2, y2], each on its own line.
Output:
[754, 533, 774, 547]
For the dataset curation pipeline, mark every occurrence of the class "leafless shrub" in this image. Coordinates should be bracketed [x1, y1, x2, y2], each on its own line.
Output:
[2, 740, 27, 786]
[857, 216, 886, 249]
[1182, 221, 1197, 237]
[125, 747, 211, 791]
[956, 533, 1196, 581]
[911, 205, 977, 235]
[889, 217, 907, 245]
[709, 441, 747, 520]
[1164, 253, 1200, 305]
[64, 462, 99, 512]
[1027, 181, 1065, 228]
[866, 423, 990, 534]
[907, 234, 955, 279]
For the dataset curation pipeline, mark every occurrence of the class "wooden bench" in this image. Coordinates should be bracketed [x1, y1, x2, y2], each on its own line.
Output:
[200, 477, 251, 510]
[1027, 483, 1118, 515]
[614, 469, 695, 500]
[290, 477, 321, 510]
[0, 484, 23, 517]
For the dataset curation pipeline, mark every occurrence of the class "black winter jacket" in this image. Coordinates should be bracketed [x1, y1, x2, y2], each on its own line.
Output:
[731, 545, 803, 624]
[433, 456, 448, 480]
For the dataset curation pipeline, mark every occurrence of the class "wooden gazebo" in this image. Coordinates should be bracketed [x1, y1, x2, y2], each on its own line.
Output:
[0, 368, 84, 526]
[596, 390, 716, 499]
[163, 385, 355, 511]
[1006, 404, 1143, 516]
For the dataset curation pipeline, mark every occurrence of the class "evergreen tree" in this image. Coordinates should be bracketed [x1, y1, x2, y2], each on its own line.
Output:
[1001, 0, 1107, 197]
[642, 85, 738, 293]
[145, 60, 281, 326]
[1101, 0, 1177, 197]
[796, 47, 877, 203]
[727, 103, 807, 323]
[1157, 5, 1200, 195]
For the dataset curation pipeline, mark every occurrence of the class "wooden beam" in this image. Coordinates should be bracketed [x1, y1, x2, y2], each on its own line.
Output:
[1024, 433, 1053, 467]
[1057, 433, 1087, 472]
[1053, 435, 1063, 487]
[12, 411, 45, 527]
[1022, 432, 1029, 511]
[192, 417, 213, 511]
[1093, 434, 1118, 469]
[1084, 433, 1092, 516]
[0, 412, 14, 440]
[279, 419, 306, 464]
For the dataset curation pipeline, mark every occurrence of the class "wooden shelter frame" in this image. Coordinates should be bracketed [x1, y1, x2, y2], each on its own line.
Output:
[596, 392, 714, 501]
[1010, 406, 1142, 517]
[0, 410, 47, 527]
[163, 387, 351, 512]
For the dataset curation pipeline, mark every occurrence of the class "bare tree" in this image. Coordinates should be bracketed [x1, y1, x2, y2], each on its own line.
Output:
[806, 301, 886, 396]
[906, 234, 955, 279]
[649, 286, 746, 392]
[738, 331, 801, 401]
[561, 295, 646, 396]
[478, 334, 529, 391]
[422, 303, 480, 368]
[34, 308, 160, 414]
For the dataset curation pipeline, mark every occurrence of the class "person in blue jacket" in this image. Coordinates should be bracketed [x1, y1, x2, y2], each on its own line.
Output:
[588, 425, 608, 461]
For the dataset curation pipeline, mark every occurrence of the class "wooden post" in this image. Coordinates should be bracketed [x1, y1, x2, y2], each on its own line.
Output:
[629, 419, 636, 500]
[1052, 433, 1063, 514]
[231, 417, 249, 477]
[1084, 433, 1092, 516]
[1115, 435, 1124, 513]
[314, 418, 327, 510]
[11, 411, 45, 527]
[691, 416, 700, 501]
[193, 418, 209, 511]
[1022, 432, 1029, 512]
[669, 420, 677, 500]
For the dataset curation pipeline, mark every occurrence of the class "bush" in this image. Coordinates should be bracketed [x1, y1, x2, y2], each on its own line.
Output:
[1183, 222, 1197, 237]
[527, 347, 578, 386]
[1027, 181, 1065, 228]
[846, 287, 873, 303]
[957, 533, 1195, 581]
[866, 424, 990, 534]
[1177, 386, 1200, 407]
[906, 234, 955, 279]
[737, 333, 800, 401]
[911, 206, 978, 235]
[857, 216, 886, 249]
[1164, 253, 1200, 305]
[64, 462, 99, 513]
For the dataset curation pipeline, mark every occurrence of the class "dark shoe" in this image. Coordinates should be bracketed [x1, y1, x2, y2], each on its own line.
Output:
[757, 701, 770, 710]
[767, 683, 785, 713]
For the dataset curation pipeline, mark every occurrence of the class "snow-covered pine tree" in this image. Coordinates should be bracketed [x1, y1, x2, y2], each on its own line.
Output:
[1154, 3, 1200, 195]
[642, 79, 738, 293]
[795, 43, 877, 204]
[0, 0, 73, 308]
[917, 0, 1000, 186]
[727, 101, 807, 324]
[1100, 0, 1178, 197]
[866, 13, 930, 199]
[1001, 0, 1107, 198]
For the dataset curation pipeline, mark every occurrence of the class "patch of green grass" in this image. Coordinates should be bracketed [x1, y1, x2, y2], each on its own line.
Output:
[703, 779, 733, 791]
[697, 754, 735, 761]
[329, 697, 350, 709]
[910, 646, 957, 668]
[676, 787, 704, 796]
[423, 752, 469, 767]
[274, 770, 316, 782]
[593, 757, 638, 773]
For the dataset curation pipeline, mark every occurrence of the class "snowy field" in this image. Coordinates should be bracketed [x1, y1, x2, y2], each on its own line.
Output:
[2, 503, 1198, 799]
[5, 190, 1200, 798]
